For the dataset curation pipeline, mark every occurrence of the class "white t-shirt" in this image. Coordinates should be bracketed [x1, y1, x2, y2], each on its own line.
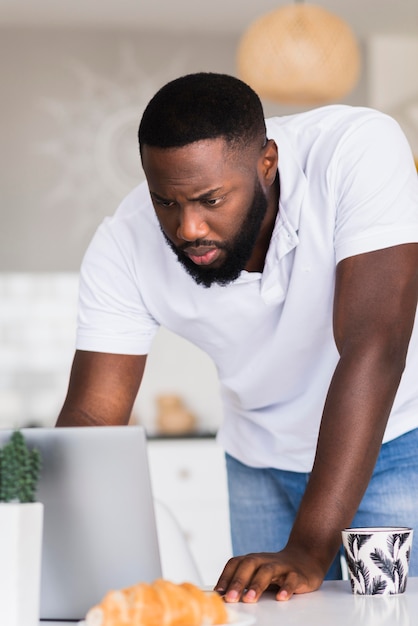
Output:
[77, 105, 418, 472]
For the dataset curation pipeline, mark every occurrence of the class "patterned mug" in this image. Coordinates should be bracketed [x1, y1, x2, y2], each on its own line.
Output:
[341, 527, 413, 595]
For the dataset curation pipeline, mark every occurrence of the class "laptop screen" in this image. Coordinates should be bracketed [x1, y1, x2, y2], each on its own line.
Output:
[0, 425, 162, 621]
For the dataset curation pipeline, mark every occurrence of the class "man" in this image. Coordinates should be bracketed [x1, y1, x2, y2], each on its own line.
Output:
[57, 73, 418, 602]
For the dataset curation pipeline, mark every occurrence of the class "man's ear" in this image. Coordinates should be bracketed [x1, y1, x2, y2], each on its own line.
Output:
[259, 139, 278, 187]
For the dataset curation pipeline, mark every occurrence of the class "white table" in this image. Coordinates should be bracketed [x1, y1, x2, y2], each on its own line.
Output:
[39, 577, 418, 625]
[232, 578, 418, 626]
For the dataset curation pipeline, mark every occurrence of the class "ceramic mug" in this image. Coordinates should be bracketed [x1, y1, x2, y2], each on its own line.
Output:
[341, 527, 413, 595]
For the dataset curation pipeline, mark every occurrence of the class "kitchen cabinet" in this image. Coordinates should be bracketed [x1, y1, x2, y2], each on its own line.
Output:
[147, 436, 233, 586]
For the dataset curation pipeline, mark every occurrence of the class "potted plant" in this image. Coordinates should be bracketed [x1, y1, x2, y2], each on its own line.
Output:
[0, 430, 43, 626]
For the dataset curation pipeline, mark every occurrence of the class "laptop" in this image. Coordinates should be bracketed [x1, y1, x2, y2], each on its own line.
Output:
[0, 425, 162, 622]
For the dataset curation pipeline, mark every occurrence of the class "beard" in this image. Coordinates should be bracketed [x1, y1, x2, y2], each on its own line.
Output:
[162, 178, 269, 288]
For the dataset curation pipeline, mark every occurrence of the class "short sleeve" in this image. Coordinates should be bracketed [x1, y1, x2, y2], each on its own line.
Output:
[76, 217, 159, 355]
[332, 112, 418, 264]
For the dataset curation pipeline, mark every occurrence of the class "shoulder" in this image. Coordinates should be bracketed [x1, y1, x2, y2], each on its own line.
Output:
[97, 181, 160, 245]
[266, 106, 409, 174]
[266, 105, 397, 137]
[81, 179, 164, 272]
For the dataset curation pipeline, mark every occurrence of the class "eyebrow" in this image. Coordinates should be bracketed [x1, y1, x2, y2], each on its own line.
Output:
[151, 187, 224, 203]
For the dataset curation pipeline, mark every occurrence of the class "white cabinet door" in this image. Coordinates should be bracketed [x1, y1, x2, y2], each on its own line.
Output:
[147, 438, 233, 586]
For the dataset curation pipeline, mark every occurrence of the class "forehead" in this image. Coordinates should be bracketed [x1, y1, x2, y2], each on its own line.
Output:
[141, 138, 255, 192]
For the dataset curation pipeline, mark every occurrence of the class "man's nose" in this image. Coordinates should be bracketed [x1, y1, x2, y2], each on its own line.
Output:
[176, 206, 209, 242]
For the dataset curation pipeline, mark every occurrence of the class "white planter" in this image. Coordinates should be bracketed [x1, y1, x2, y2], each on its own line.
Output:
[0, 502, 43, 626]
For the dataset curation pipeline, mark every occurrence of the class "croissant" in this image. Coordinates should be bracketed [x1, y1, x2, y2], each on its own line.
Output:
[84, 579, 228, 626]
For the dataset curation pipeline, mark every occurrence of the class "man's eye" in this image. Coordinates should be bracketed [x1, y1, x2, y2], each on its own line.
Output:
[156, 199, 175, 208]
[205, 197, 222, 207]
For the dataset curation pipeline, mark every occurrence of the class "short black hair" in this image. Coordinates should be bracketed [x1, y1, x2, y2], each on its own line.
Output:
[138, 72, 266, 153]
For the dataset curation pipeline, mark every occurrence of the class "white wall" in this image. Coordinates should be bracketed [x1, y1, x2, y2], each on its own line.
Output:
[0, 273, 78, 428]
[368, 35, 418, 159]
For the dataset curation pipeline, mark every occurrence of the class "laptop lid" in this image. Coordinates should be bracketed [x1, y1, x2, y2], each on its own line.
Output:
[0, 425, 162, 621]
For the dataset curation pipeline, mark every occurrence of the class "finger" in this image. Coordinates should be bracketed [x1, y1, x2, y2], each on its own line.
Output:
[275, 571, 307, 602]
[241, 564, 284, 603]
[218, 555, 262, 603]
[276, 587, 292, 602]
[214, 556, 245, 595]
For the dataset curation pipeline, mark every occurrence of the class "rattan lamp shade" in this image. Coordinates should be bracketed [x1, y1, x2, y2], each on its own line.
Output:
[237, 3, 361, 104]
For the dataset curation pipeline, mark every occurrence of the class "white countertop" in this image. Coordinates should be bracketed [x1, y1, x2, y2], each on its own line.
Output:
[39, 577, 418, 625]
[231, 577, 418, 625]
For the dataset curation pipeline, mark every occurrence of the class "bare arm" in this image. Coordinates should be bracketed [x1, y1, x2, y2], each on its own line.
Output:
[56, 350, 147, 426]
[216, 242, 418, 602]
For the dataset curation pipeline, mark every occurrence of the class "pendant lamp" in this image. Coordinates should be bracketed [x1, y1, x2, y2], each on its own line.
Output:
[237, 1, 361, 104]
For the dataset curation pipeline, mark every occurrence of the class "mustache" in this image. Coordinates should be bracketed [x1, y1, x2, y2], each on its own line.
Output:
[178, 239, 227, 252]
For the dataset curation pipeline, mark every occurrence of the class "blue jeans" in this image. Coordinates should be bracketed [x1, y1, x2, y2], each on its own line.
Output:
[226, 428, 418, 579]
